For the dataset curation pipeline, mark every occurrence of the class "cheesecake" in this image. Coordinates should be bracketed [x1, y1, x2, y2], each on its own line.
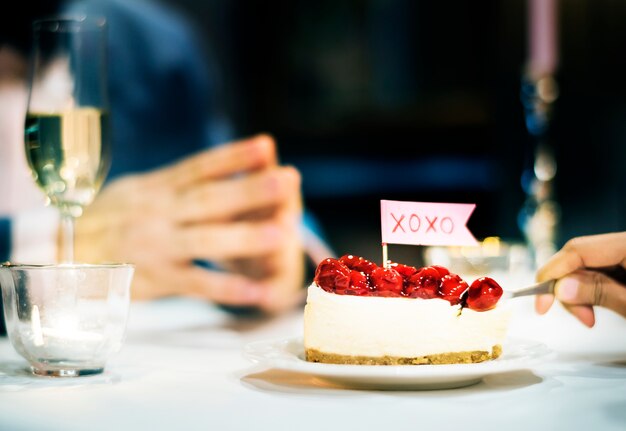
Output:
[303, 255, 509, 365]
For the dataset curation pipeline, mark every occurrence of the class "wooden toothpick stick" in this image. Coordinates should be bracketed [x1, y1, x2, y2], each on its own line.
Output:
[382, 243, 389, 268]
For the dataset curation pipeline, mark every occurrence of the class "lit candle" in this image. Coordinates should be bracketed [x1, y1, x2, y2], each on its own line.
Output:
[527, 0, 559, 79]
[27, 310, 104, 359]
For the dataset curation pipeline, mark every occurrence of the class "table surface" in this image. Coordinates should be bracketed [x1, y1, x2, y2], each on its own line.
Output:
[1, 282, 626, 431]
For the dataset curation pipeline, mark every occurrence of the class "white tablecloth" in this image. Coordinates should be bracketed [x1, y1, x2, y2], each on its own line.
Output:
[1, 293, 626, 431]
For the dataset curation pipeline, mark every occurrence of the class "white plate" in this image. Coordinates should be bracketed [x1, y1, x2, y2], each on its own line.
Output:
[243, 337, 551, 390]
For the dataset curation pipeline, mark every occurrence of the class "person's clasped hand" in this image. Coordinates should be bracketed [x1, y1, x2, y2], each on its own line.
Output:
[74, 134, 305, 314]
[535, 231, 626, 327]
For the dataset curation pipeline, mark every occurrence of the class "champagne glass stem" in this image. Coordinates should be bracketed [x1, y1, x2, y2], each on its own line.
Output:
[59, 213, 75, 264]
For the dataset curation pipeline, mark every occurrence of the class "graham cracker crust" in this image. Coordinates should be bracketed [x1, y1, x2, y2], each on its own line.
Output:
[305, 345, 502, 365]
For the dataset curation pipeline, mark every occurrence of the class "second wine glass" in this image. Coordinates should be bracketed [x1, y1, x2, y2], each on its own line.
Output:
[24, 16, 110, 263]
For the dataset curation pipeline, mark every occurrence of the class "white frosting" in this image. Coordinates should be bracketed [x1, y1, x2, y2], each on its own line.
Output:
[304, 283, 510, 357]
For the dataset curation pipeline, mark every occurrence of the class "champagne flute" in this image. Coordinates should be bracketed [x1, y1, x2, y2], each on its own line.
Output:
[24, 16, 110, 263]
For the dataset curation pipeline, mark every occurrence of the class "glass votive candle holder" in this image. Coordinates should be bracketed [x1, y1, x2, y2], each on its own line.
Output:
[423, 237, 534, 288]
[0, 263, 133, 377]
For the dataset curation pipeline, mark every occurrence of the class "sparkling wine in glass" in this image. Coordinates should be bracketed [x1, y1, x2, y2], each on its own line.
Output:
[24, 16, 110, 263]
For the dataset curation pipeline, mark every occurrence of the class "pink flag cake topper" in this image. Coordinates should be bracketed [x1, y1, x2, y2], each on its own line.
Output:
[380, 200, 478, 246]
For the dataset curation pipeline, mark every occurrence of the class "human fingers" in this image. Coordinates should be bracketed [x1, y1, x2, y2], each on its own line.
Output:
[259, 281, 307, 314]
[172, 220, 287, 261]
[534, 293, 555, 315]
[561, 304, 596, 328]
[131, 263, 268, 306]
[257, 246, 306, 314]
[220, 200, 304, 277]
[553, 270, 626, 326]
[77, 214, 274, 306]
[536, 232, 626, 282]
[216, 189, 305, 314]
[175, 166, 301, 223]
[154, 133, 278, 189]
[257, 188, 306, 313]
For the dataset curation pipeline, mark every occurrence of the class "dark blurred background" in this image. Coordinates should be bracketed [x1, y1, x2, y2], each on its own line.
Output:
[164, 0, 626, 262]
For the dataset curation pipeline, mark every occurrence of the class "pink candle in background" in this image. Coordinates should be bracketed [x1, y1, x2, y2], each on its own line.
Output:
[528, 0, 559, 79]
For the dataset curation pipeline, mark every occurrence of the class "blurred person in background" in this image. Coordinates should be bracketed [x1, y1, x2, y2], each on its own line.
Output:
[0, 0, 328, 334]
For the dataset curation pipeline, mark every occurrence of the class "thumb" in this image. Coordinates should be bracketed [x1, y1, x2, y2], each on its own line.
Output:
[555, 270, 626, 319]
